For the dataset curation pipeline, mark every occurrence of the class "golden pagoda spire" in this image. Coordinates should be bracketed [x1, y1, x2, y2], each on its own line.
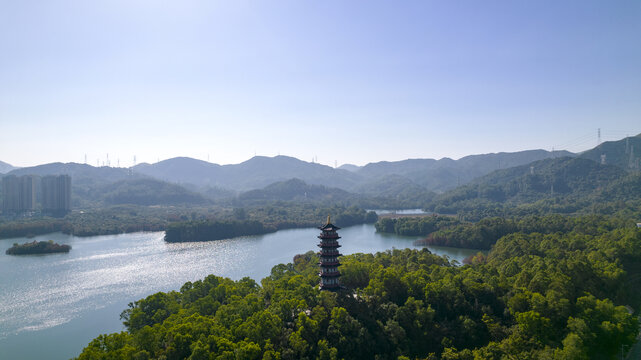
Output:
[327, 215, 331, 225]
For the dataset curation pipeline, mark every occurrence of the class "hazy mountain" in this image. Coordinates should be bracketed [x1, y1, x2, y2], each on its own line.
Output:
[7, 162, 141, 189]
[192, 185, 236, 200]
[357, 158, 441, 179]
[456, 149, 575, 174]
[355, 174, 433, 198]
[579, 133, 641, 170]
[1, 148, 588, 208]
[222, 156, 362, 190]
[238, 178, 352, 203]
[355, 150, 574, 193]
[134, 155, 362, 191]
[0, 160, 17, 174]
[100, 178, 210, 206]
[133, 157, 223, 188]
[131, 150, 572, 196]
[338, 164, 361, 172]
[354, 174, 436, 209]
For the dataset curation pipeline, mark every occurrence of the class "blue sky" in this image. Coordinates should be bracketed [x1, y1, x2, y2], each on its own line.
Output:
[1, 0, 640, 167]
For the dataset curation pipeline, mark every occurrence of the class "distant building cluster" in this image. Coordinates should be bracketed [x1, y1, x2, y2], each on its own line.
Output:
[1, 175, 71, 215]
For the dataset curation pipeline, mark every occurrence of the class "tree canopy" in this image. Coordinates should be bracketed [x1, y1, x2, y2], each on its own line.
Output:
[76, 215, 641, 359]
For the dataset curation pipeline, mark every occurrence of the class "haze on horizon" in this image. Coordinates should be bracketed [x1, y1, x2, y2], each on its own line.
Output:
[1, 0, 640, 168]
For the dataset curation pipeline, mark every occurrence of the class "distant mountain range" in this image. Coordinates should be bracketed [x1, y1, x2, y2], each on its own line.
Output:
[1, 134, 639, 208]
[426, 135, 641, 218]
[133, 155, 361, 191]
[130, 149, 568, 194]
[352, 149, 576, 193]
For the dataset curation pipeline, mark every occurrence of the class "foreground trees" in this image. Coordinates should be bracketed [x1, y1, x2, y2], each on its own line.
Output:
[77, 217, 640, 359]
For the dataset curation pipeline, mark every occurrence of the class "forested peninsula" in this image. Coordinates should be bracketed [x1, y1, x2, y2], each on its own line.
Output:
[375, 214, 634, 250]
[164, 220, 270, 242]
[77, 215, 640, 359]
[164, 207, 377, 243]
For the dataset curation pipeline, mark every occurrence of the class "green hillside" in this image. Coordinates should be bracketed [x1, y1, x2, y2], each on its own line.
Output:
[579, 134, 641, 170]
[100, 178, 211, 206]
[236, 178, 434, 210]
[238, 178, 351, 203]
[427, 157, 640, 219]
[352, 174, 435, 208]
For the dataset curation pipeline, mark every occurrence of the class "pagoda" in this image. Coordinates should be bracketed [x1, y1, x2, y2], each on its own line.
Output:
[318, 216, 342, 290]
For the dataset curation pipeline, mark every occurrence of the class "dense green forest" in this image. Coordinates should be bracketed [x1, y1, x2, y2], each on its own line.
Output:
[0, 204, 377, 240]
[0, 206, 176, 238]
[76, 216, 641, 359]
[375, 214, 635, 250]
[5, 240, 71, 255]
[165, 220, 270, 242]
[165, 206, 377, 242]
[425, 157, 641, 221]
[375, 216, 460, 237]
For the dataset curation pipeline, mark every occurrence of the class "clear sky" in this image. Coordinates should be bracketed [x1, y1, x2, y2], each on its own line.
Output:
[1, 0, 640, 168]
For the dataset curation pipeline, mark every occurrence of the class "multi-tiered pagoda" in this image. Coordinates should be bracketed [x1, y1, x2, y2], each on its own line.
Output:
[318, 216, 342, 290]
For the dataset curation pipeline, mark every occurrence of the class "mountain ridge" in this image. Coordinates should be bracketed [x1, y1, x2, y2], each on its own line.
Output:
[5, 136, 639, 209]
[0, 160, 17, 174]
[579, 134, 641, 170]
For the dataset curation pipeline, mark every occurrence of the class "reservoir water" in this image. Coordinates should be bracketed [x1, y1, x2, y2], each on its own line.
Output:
[0, 224, 478, 360]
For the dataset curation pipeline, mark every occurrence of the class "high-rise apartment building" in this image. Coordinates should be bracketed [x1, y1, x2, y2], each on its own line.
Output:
[2, 175, 20, 212]
[41, 175, 71, 214]
[1, 175, 37, 212]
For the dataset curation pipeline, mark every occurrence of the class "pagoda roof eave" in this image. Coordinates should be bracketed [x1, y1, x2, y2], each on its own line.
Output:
[319, 272, 341, 277]
[319, 223, 341, 231]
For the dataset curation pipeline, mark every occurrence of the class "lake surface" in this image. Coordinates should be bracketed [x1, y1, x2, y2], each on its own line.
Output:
[0, 224, 478, 360]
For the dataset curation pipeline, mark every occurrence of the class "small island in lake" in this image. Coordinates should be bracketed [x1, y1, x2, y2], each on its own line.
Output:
[5, 240, 71, 255]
